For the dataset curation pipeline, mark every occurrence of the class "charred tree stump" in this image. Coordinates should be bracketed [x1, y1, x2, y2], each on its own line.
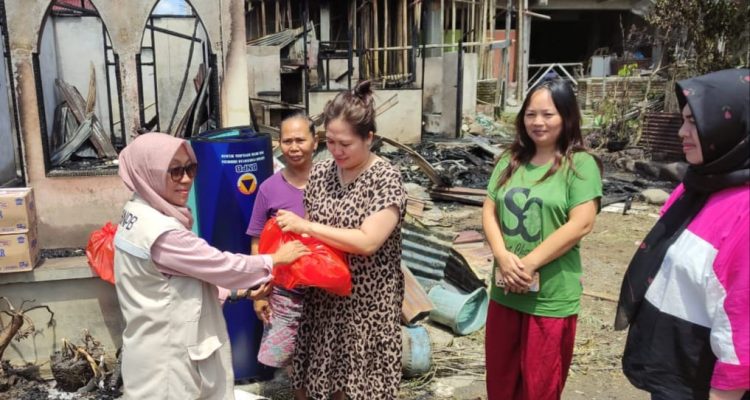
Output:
[50, 335, 104, 393]
[0, 297, 55, 362]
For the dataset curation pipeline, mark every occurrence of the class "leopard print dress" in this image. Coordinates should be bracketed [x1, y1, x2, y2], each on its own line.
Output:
[291, 158, 406, 400]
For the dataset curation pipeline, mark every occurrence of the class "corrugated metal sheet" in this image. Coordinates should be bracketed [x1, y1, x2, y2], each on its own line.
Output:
[401, 222, 486, 294]
[640, 112, 684, 161]
[401, 262, 433, 325]
[247, 26, 304, 47]
[401, 222, 452, 284]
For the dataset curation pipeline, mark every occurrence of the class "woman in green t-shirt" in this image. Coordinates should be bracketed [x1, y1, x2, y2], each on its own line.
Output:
[483, 79, 602, 400]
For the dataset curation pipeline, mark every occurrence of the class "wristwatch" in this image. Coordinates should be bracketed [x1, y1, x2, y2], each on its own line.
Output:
[230, 284, 262, 301]
[229, 289, 249, 302]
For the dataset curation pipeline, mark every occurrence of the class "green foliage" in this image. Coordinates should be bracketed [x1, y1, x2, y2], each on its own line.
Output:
[592, 79, 642, 145]
[617, 63, 639, 77]
[647, 0, 750, 74]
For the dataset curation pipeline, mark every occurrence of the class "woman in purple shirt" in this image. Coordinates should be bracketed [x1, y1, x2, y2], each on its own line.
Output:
[245, 111, 317, 370]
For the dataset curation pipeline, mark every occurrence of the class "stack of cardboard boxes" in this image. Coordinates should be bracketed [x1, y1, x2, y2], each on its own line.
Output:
[0, 188, 40, 273]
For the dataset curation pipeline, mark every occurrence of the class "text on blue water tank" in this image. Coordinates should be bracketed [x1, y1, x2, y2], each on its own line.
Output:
[219, 151, 266, 173]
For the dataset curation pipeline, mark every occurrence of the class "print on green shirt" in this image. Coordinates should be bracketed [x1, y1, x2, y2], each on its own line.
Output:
[502, 187, 543, 244]
[487, 152, 603, 317]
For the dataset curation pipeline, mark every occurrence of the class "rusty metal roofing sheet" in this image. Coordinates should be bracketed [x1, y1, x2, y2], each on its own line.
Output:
[247, 24, 308, 47]
[401, 222, 452, 289]
[640, 112, 684, 161]
[401, 221, 487, 294]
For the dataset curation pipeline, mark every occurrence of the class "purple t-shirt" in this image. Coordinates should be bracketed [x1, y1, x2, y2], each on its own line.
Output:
[246, 170, 306, 237]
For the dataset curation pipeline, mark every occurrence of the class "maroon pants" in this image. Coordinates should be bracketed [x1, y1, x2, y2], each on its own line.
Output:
[485, 301, 577, 400]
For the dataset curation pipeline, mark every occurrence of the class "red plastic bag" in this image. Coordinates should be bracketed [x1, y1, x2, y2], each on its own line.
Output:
[258, 218, 351, 296]
[86, 222, 117, 285]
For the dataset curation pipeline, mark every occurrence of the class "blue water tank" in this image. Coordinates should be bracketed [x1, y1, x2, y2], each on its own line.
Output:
[190, 126, 274, 381]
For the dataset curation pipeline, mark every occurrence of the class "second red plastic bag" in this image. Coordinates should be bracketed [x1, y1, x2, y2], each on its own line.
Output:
[258, 217, 352, 296]
[85, 222, 117, 285]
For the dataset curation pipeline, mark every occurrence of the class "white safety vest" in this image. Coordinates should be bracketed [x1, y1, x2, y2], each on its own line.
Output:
[114, 196, 234, 400]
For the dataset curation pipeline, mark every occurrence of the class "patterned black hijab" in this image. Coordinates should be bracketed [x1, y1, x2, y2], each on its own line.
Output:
[615, 68, 750, 330]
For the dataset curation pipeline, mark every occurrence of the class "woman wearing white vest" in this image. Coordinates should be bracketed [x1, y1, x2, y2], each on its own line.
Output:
[114, 133, 308, 399]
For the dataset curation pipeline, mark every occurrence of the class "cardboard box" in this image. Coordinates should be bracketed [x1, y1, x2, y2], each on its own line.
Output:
[0, 227, 39, 273]
[0, 188, 37, 234]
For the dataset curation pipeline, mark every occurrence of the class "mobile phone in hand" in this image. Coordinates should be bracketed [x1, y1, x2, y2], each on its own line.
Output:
[528, 272, 540, 293]
[494, 266, 505, 287]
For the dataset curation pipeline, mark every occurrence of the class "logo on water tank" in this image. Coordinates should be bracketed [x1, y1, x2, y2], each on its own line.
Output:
[237, 173, 258, 195]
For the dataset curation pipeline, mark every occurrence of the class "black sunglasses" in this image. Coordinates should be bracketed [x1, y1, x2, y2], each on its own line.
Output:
[168, 163, 198, 182]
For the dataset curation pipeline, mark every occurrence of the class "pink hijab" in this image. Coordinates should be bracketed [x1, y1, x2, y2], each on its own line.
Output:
[118, 133, 196, 229]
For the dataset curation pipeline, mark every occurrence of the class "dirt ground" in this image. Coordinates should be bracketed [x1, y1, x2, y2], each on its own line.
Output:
[563, 207, 656, 400]
[1, 199, 660, 400]
[392, 200, 659, 400]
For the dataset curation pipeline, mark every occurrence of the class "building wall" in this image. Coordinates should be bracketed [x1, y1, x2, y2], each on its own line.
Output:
[422, 57, 443, 114]
[309, 89, 422, 144]
[247, 45, 281, 99]
[3, 0, 234, 249]
[441, 52, 478, 136]
[0, 258, 124, 368]
[0, 28, 18, 186]
[493, 30, 516, 83]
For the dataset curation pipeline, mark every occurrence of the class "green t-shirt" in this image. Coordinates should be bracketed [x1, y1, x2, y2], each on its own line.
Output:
[487, 152, 602, 317]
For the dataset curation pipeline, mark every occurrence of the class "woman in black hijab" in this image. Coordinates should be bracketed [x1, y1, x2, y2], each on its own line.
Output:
[616, 68, 749, 400]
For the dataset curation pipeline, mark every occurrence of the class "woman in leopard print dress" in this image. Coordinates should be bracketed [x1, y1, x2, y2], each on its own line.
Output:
[276, 80, 406, 400]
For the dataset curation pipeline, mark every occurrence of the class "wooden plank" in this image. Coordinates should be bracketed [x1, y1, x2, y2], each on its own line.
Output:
[467, 134, 503, 157]
[261, 0, 266, 36]
[406, 197, 426, 217]
[286, 0, 292, 29]
[85, 63, 96, 115]
[489, 0, 496, 79]
[275, 0, 281, 32]
[453, 230, 484, 244]
[373, 0, 379, 77]
[55, 79, 87, 124]
[188, 67, 212, 137]
[401, 262, 434, 325]
[440, 0, 445, 54]
[83, 66, 117, 159]
[172, 100, 194, 138]
[431, 186, 487, 196]
[50, 117, 94, 166]
[88, 114, 118, 158]
[479, 0, 487, 79]
[383, 0, 388, 77]
[352, 0, 357, 52]
[363, 4, 370, 77]
[56, 78, 116, 158]
[515, 0, 526, 98]
[50, 103, 65, 151]
[402, 0, 407, 76]
[257, 123, 280, 136]
[452, 0, 456, 36]
[429, 191, 484, 206]
[470, 0, 475, 43]
[377, 136, 447, 186]
[63, 106, 78, 144]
